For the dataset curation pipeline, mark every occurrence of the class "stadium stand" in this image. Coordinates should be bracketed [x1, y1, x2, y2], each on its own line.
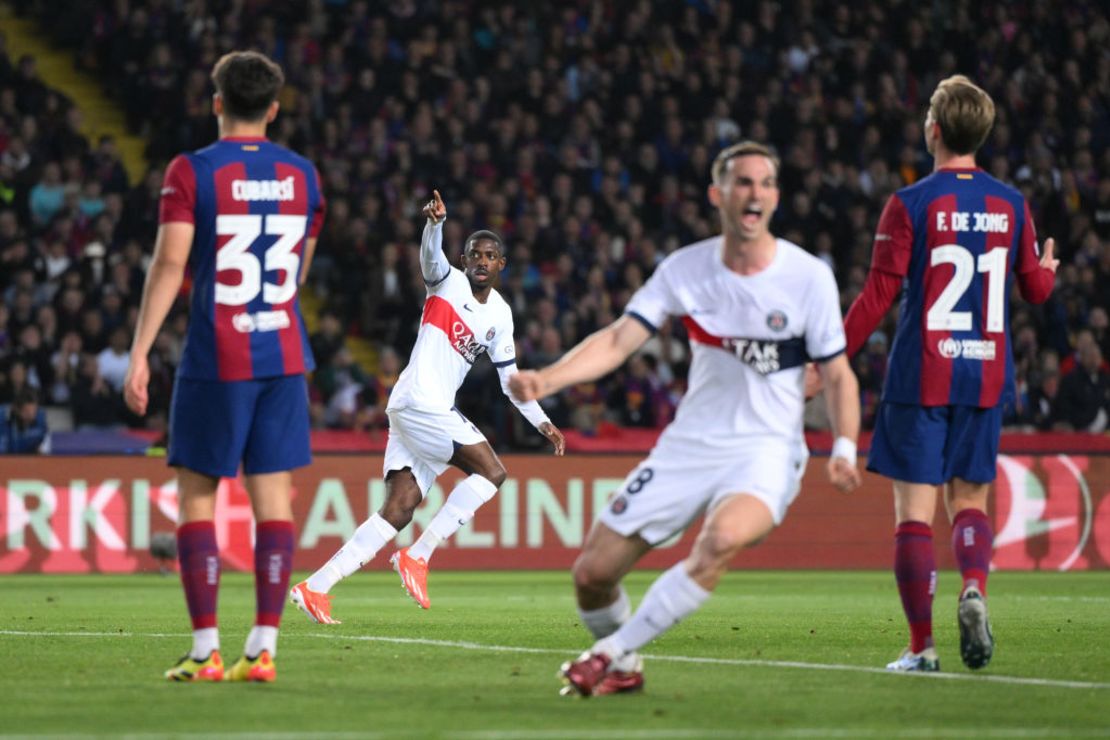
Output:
[1, 1, 1108, 451]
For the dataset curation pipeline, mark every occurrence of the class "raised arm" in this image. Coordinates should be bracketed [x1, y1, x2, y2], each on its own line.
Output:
[509, 315, 652, 401]
[420, 189, 450, 285]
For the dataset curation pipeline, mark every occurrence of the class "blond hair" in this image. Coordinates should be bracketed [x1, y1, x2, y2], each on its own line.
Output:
[711, 141, 779, 184]
[928, 75, 995, 155]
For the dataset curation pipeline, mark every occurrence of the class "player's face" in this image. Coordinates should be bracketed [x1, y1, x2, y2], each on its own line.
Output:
[463, 239, 506, 290]
[709, 155, 779, 241]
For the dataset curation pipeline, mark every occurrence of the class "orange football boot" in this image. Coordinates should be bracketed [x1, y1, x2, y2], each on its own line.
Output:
[390, 548, 430, 609]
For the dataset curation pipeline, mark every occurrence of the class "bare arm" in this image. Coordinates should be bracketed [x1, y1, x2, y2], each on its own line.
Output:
[124, 222, 194, 415]
[298, 237, 318, 286]
[509, 315, 652, 401]
[818, 353, 862, 493]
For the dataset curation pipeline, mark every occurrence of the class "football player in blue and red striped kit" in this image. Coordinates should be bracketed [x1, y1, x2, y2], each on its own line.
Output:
[844, 76, 1058, 672]
[124, 51, 325, 682]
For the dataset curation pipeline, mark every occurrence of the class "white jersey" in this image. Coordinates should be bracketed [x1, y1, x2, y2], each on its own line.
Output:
[626, 236, 845, 447]
[388, 221, 545, 429]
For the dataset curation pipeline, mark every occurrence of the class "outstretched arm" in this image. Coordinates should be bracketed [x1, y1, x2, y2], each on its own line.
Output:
[420, 189, 450, 285]
[497, 364, 565, 455]
[509, 315, 652, 401]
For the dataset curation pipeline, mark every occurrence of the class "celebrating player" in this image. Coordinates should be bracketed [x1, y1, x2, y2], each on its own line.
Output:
[291, 189, 564, 621]
[510, 141, 861, 697]
[124, 51, 325, 682]
[843, 76, 1058, 672]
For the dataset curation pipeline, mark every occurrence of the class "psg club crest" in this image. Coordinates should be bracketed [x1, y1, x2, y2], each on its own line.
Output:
[486, 327, 496, 341]
[610, 495, 628, 515]
[766, 310, 788, 332]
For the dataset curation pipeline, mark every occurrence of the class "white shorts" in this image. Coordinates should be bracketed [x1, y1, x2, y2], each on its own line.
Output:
[599, 436, 809, 545]
[384, 407, 488, 494]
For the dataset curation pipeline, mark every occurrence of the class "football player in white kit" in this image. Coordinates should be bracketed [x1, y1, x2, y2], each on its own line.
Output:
[291, 190, 565, 621]
[511, 141, 862, 696]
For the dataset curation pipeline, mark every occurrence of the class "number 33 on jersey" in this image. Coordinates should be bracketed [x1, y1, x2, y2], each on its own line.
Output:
[869, 168, 1044, 408]
[159, 137, 326, 382]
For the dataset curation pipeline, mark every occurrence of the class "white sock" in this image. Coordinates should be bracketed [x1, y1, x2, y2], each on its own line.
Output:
[578, 586, 631, 639]
[408, 474, 497, 562]
[306, 514, 398, 593]
[600, 562, 711, 657]
[244, 625, 279, 658]
[579, 587, 640, 671]
[191, 627, 219, 660]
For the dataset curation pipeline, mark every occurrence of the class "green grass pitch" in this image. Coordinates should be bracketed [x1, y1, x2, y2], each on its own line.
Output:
[2, 571, 1108, 738]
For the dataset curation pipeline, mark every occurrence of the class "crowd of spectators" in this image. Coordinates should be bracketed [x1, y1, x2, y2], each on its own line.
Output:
[2, 0, 1109, 450]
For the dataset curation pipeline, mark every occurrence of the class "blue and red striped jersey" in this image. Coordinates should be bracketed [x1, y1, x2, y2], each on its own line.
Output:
[160, 137, 325, 381]
[872, 168, 1042, 408]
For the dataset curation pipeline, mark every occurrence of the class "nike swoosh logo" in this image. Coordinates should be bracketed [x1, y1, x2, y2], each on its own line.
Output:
[463, 304, 473, 312]
[874, 234, 892, 241]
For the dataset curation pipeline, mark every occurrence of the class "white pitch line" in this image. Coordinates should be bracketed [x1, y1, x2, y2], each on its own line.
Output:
[3, 629, 1109, 692]
[306, 632, 1110, 691]
[1008, 595, 1110, 604]
[4, 729, 1110, 740]
[451, 731, 1110, 740]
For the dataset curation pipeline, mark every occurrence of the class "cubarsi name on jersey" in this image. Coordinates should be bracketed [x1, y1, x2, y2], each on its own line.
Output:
[231, 176, 296, 201]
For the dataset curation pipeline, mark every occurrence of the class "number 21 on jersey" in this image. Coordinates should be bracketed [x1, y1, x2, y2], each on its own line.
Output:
[926, 245, 1008, 333]
[215, 214, 306, 306]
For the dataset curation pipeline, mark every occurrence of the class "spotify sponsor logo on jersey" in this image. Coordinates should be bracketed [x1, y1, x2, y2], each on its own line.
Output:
[937, 337, 996, 361]
[232, 309, 291, 333]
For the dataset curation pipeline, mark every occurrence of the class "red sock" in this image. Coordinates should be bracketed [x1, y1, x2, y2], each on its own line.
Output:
[952, 508, 992, 597]
[894, 521, 935, 653]
[254, 520, 295, 627]
[177, 521, 220, 629]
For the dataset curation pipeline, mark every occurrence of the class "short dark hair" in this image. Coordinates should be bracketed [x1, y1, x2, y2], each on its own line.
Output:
[464, 229, 505, 255]
[13, 387, 38, 408]
[211, 51, 284, 122]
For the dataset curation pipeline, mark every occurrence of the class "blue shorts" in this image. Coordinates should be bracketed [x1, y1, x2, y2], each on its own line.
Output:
[867, 402, 1001, 485]
[169, 375, 311, 478]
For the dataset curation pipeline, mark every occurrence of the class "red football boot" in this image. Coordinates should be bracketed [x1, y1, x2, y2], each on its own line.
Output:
[558, 651, 612, 697]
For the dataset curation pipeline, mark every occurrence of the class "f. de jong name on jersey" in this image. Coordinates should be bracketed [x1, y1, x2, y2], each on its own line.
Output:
[869, 168, 1040, 407]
